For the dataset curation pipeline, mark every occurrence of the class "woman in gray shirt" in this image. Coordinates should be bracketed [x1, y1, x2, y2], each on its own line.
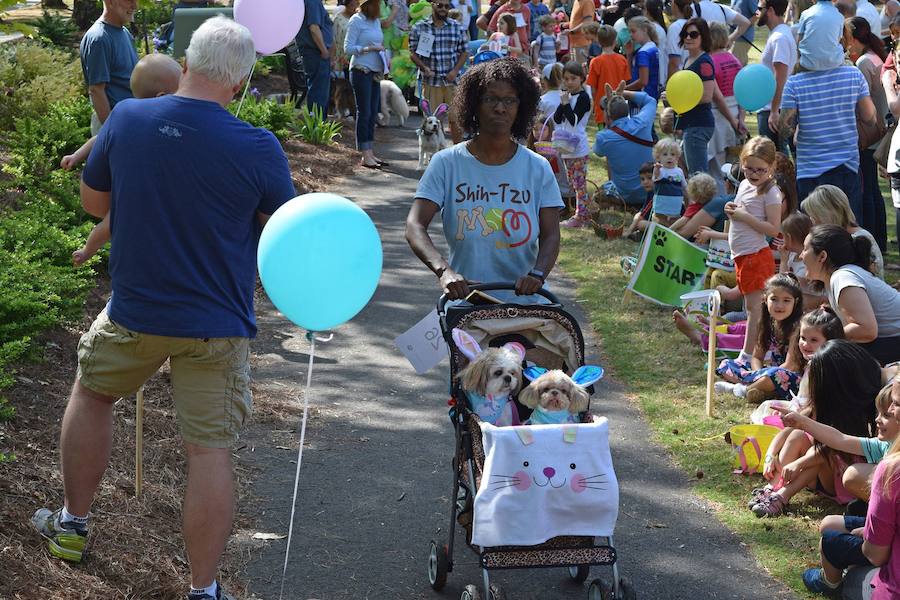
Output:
[801, 224, 900, 365]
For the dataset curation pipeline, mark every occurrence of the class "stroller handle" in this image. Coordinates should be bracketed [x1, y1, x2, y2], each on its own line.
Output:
[436, 281, 561, 315]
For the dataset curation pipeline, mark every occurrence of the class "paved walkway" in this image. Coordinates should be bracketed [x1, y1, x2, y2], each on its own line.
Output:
[238, 120, 797, 599]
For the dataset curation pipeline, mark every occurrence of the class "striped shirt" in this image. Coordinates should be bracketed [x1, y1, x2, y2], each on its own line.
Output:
[781, 66, 870, 179]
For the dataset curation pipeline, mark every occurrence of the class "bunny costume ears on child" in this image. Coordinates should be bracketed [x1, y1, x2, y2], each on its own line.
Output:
[452, 328, 526, 361]
[523, 365, 604, 387]
[420, 99, 449, 120]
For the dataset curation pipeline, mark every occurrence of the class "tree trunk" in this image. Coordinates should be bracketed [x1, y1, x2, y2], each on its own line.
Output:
[72, 0, 101, 30]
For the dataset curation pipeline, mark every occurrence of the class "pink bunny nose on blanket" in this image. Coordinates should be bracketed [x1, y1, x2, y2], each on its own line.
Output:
[543, 467, 556, 478]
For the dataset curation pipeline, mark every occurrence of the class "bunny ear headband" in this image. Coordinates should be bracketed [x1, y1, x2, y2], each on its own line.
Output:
[420, 99, 432, 117]
[433, 103, 449, 119]
[451, 328, 526, 361]
[523, 365, 604, 387]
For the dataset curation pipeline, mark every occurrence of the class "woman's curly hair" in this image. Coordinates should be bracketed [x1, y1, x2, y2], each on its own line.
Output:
[451, 57, 540, 140]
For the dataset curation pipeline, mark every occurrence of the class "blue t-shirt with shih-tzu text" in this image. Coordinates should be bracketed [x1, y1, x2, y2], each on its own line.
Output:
[415, 142, 564, 290]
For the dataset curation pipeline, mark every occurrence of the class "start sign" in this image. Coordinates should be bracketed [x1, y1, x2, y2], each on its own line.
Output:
[626, 224, 709, 306]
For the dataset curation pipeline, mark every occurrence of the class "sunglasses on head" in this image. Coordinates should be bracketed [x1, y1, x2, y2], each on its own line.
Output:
[433, 1, 450, 6]
[681, 29, 701, 39]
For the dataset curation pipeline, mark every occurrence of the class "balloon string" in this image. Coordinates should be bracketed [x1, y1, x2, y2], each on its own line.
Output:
[278, 331, 319, 600]
[234, 58, 257, 120]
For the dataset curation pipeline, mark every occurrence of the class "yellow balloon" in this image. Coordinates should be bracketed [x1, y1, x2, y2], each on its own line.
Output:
[665, 70, 703, 115]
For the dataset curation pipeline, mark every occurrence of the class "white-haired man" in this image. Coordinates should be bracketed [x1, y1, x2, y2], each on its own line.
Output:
[31, 16, 296, 600]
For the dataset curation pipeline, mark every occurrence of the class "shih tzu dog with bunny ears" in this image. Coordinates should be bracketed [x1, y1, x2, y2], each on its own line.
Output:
[452, 328, 526, 426]
[519, 366, 604, 425]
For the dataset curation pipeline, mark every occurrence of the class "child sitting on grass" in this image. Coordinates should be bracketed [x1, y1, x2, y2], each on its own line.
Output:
[715, 273, 805, 403]
[622, 161, 655, 240]
[772, 380, 900, 594]
[749, 339, 883, 518]
[780, 211, 827, 311]
[62, 54, 182, 266]
[671, 172, 717, 236]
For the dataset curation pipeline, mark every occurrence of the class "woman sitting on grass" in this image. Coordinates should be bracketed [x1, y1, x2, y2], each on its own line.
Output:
[774, 379, 900, 595]
[749, 339, 882, 518]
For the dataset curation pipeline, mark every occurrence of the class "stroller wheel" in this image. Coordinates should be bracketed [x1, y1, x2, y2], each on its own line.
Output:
[618, 576, 637, 600]
[489, 583, 505, 600]
[427, 539, 450, 591]
[587, 578, 614, 600]
[567, 565, 590, 583]
[461, 584, 482, 600]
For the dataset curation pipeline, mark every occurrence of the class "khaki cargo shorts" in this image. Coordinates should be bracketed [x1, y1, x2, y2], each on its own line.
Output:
[76, 310, 252, 448]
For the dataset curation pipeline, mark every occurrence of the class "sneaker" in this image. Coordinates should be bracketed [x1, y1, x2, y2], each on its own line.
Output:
[561, 216, 588, 228]
[714, 381, 736, 395]
[747, 485, 774, 509]
[31, 507, 87, 563]
[187, 585, 235, 600]
[802, 568, 842, 596]
[752, 492, 788, 518]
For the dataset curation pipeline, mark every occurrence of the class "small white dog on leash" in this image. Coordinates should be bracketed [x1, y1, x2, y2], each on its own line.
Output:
[377, 80, 410, 127]
[417, 100, 451, 170]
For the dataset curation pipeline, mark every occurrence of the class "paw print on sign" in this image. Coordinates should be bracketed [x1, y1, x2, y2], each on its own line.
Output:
[653, 229, 667, 248]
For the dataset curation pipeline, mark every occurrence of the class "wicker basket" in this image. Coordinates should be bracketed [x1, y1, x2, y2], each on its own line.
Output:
[588, 184, 630, 240]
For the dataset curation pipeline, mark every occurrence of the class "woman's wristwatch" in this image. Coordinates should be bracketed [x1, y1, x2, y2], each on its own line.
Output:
[528, 269, 546, 282]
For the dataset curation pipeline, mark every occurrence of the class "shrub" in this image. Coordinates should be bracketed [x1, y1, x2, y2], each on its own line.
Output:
[228, 96, 296, 142]
[0, 93, 97, 405]
[32, 10, 77, 47]
[0, 42, 84, 129]
[295, 105, 343, 146]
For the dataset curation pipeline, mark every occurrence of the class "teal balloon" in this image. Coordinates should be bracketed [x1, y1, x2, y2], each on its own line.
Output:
[258, 193, 382, 331]
[733, 64, 776, 112]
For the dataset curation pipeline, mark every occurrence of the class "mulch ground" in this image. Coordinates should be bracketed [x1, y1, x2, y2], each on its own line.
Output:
[0, 134, 359, 599]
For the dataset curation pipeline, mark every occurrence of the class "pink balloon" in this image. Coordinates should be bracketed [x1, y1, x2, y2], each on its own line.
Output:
[234, 0, 305, 56]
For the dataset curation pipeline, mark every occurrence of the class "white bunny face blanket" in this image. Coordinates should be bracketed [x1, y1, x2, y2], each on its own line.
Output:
[471, 418, 619, 548]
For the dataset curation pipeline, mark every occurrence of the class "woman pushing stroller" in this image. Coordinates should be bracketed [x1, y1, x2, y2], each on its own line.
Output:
[405, 57, 564, 301]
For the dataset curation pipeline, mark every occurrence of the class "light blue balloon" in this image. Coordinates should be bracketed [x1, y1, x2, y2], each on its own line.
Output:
[733, 63, 776, 112]
[258, 193, 383, 331]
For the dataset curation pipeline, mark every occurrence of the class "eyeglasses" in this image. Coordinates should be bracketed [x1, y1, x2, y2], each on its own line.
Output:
[482, 96, 520, 107]
[742, 165, 769, 175]
[682, 30, 701, 39]
[433, 2, 450, 6]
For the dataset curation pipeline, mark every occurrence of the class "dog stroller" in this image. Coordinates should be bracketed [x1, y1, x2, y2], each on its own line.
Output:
[426, 283, 635, 600]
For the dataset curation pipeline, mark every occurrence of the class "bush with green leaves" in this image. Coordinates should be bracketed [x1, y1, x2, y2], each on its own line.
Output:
[295, 105, 343, 146]
[0, 92, 97, 451]
[32, 10, 77, 47]
[227, 96, 296, 142]
[0, 42, 84, 129]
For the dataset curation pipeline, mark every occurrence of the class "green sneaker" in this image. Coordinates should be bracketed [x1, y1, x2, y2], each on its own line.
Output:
[31, 508, 87, 563]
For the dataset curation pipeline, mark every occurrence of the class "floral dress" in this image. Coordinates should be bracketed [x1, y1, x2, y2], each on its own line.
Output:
[332, 11, 353, 74]
[716, 333, 801, 399]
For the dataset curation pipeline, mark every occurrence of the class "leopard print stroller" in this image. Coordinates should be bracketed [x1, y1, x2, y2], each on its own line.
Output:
[426, 284, 636, 600]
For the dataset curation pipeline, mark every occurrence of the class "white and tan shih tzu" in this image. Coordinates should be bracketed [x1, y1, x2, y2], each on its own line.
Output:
[519, 366, 604, 425]
[452, 328, 526, 426]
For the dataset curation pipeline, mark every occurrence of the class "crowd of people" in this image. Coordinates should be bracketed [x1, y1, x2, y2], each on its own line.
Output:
[398, 0, 900, 596]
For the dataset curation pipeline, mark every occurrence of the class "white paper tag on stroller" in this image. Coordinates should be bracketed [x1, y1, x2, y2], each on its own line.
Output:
[393, 309, 448, 374]
[472, 418, 619, 548]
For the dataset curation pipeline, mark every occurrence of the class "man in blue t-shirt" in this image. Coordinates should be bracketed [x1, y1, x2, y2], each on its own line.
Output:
[32, 17, 296, 600]
[296, 0, 334, 115]
[79, 0, 139, 134]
